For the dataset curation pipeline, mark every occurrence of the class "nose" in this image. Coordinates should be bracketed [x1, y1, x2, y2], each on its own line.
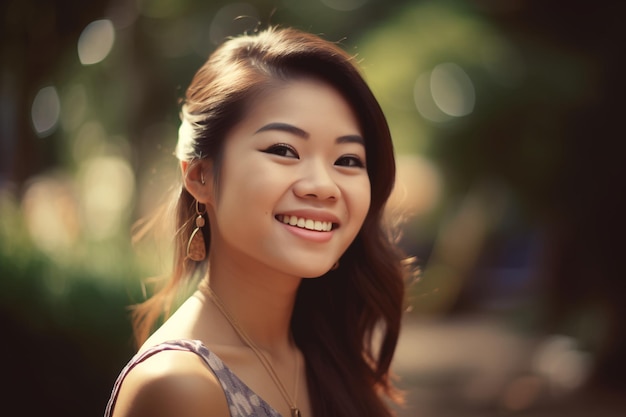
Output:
[293, 159, 339, 201]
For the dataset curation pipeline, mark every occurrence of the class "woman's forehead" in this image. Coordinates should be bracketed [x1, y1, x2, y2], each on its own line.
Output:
[239, 78, 362, 136]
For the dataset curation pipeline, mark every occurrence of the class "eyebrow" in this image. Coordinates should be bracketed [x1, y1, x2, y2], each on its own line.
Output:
[255, 122, 309, 139]
[336, 134, 365, 146]
[254, 122, 365, 145]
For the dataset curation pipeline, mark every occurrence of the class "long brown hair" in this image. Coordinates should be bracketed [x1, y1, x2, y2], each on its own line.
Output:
[132, 27, 410, 417]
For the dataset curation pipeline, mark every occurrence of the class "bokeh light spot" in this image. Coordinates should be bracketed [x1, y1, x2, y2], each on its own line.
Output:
[78, 19, 115, 65]
[22, 176, 80, 255]
[532, 335, 591, 393]
[80, 156, 135, 241]
[414, 73, 452, 123]
[430, 62, 476, 117]
[31, 86, 60, 137]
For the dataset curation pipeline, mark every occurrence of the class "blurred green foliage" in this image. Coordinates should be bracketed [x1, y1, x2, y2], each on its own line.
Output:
[2, 0, 625, 415]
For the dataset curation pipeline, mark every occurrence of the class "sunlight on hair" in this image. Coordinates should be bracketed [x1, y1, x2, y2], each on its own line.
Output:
[31, 86, 60, 137]
[79, 156, 135, 241]
[209, 3, 259, 45]
[78, 19, 115, 65]
[430, 62, 475, 117]
[22, 176, 80, 256]
[320, 0, 368, 12]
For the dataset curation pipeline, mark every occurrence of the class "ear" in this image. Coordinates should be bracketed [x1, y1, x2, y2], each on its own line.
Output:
[181, 160, 215, 206]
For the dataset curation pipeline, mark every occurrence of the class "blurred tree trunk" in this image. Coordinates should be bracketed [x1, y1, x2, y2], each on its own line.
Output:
[504, 0, 626, 390]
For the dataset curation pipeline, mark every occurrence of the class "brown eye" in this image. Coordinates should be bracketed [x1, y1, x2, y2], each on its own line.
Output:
[262, 143, 299, 158]
[335, 155, 365, 168]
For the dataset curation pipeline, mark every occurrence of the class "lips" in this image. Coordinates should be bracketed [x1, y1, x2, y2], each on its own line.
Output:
[275, 214, 336, 232]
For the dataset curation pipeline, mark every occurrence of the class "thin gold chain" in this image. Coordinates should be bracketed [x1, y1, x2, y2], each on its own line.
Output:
[199, 281, 302, 417]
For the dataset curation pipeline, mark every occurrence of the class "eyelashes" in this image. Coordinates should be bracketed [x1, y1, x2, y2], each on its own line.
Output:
[262, 143, 299, 158]
[335, 155, 365, 168]
[261, 143, 366, 168]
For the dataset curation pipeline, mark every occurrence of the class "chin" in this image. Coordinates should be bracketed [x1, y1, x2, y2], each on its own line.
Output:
[290, 265, 334, 279]
[300, 272, 330, 279]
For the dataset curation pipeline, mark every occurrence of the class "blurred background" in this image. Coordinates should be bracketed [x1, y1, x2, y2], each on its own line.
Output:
[1, 0, 625, 416]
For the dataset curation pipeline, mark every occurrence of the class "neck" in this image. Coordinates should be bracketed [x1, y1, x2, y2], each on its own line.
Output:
[204, 252, 302, 352]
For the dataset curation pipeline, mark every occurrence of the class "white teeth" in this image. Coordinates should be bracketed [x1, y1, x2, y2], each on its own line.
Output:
[280, 215, 333, 232]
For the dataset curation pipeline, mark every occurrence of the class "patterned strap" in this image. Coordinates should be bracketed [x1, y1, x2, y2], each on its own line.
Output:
[104, 339, 281, 417]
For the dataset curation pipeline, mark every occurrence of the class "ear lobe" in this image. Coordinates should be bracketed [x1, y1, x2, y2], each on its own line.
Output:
[181, 160, 215, 205]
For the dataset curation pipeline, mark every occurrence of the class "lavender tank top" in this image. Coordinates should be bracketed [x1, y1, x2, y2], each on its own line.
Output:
[104, 339, 281, 417]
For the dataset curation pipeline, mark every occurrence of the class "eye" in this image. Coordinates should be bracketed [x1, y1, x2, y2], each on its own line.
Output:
[262, 143, 299, 159]
[335, 155, 365, 168]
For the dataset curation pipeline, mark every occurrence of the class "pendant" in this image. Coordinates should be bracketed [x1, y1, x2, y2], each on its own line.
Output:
[291, 408, 301, 417]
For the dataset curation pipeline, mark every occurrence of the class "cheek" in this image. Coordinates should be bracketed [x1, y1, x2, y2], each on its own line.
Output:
[348, 180, 371, 225]
[359, 189, 372, 222]
[215, 158, 284, 218]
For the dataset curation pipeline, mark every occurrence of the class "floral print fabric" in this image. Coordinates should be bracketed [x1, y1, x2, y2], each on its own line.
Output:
[104, 339, 281, 417]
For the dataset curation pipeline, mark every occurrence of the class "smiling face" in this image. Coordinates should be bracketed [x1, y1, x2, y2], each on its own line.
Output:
[204, 77, 371, 278]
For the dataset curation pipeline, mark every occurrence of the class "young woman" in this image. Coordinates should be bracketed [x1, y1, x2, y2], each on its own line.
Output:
[105, 27, 410, 417]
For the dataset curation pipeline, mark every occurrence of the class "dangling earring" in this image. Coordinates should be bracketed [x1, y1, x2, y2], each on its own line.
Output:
[187, 199, 206, 261]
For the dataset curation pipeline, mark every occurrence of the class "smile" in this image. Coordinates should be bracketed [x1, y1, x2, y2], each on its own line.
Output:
[276, 215, 335, 232]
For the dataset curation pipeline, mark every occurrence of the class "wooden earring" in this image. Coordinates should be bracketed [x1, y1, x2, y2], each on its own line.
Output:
[186, 200, 206, 261]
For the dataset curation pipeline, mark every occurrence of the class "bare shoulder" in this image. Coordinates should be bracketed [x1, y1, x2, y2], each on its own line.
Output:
[111, 349, 230, 417]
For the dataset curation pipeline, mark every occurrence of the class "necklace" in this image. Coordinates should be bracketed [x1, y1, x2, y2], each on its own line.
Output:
[199, 281, 302, 417]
